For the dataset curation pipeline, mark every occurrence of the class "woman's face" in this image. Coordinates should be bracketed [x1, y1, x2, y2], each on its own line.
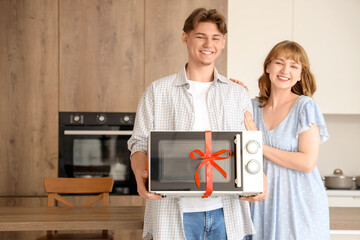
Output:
[266, 52, 302, 91]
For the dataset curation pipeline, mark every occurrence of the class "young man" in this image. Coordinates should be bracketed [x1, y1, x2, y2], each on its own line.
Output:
[128, 8, 266, 240]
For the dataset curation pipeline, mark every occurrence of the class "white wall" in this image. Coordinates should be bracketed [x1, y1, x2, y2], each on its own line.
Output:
[318, 115, 360, 177]
[227, 0, 360, 114]
[227, 0, 292, 99]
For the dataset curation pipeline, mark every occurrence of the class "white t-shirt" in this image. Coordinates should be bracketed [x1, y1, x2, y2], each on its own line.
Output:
[181, 79, 223, 213]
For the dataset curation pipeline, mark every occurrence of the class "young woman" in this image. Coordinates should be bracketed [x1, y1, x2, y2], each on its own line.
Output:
[239, 40, 330, 239]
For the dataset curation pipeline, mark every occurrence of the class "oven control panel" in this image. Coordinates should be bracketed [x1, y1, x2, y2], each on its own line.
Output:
[60, 112, 136, 126]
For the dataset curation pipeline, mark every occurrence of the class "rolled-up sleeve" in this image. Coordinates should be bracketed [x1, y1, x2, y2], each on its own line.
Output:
[243, 89, 253, 116]
[127, 85, 154, 156]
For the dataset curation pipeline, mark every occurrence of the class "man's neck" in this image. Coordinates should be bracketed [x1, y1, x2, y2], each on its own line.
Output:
[185, 62, 215, 82]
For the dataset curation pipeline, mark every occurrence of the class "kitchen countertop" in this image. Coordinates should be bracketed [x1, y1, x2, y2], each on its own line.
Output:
[330, 207, 360, 230]
[327, 190, 360, 197]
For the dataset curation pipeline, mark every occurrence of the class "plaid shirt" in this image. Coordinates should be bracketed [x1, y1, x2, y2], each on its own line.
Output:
[128, 66, 255, 240]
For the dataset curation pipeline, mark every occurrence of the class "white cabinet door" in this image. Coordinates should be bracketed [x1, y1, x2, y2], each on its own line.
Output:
[228, 0, 360, 114]
[330, 231, 360, 240]
[293, 0, 360, 114]
[228, 0, 293, 98]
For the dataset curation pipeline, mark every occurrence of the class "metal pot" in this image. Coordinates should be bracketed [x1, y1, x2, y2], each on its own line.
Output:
[323, 169, 354, 189]
[356, 176, 360, 189]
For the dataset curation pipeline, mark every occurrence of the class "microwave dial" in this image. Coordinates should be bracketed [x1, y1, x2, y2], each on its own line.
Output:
[245, 159, 261, 174]
[246, 140, 260, 154]
[97, 114, 107, 124]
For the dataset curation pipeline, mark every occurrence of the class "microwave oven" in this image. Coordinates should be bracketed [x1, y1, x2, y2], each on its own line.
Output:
[148, 131, 263, 197]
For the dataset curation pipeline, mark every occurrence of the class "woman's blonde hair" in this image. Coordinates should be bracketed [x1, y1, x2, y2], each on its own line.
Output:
[258, 40, 316, 107]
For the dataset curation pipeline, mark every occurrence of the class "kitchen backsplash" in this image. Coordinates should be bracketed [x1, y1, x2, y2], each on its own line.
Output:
[318, 114, 360, 177]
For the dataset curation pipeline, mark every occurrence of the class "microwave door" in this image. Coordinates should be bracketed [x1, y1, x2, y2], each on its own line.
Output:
[159, 139, 231, 183]
[149, 132, 237, 195]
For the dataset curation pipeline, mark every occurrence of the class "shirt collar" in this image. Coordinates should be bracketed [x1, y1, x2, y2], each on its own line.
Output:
[173, 64, 230, 87]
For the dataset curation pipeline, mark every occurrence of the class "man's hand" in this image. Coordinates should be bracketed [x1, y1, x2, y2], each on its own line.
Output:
[131, 152, 162, 200]
[239, 172, 267, 202]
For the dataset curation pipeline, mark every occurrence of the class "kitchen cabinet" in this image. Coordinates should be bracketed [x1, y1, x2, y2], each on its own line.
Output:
[59, 0, 145, 112]
[330, 207, 360, 240]
[0, 0, 228, 193]
[227, 0, 292, 100]
[330, 231, 360, 240]
[0, 0, 58, 196]
[228, 0, 360, 114]
[328, 192, 360, 240]
[0, 0, 227, 210]
[327, 190, 360, 207]
[144, 0, 227, 88]
[293, 0, 360, 114]
[60, 0, 227, 111]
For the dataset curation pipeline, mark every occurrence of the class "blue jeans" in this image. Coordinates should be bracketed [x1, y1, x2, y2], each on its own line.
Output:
[183, 208, 227, 240]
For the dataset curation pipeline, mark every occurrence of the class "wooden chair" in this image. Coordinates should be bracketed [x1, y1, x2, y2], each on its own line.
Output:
[37, 177, 114, 240]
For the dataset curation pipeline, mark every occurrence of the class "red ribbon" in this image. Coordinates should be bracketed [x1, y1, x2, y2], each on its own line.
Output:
[189, 131, 231, 198]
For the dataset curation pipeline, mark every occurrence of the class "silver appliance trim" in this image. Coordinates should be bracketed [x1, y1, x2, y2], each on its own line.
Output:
[64, 130, 133, 135]
[152, 191, 261, 197]
[235, 134, 241, 188]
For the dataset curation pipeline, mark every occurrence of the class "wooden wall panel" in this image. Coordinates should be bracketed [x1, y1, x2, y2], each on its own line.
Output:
[145, 0, 227, 87]
[59, 0, 145, 112]
[0, 0, 58, 196]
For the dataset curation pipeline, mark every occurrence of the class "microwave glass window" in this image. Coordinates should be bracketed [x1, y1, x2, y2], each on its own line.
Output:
[158, 139, 231, 183]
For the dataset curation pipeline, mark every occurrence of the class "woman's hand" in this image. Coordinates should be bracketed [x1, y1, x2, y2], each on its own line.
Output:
[244, 111, 258, 131]
[230, 78, 248, 91]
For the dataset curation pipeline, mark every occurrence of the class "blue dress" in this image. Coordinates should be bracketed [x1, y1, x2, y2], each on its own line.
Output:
[250, 95, 330, 240]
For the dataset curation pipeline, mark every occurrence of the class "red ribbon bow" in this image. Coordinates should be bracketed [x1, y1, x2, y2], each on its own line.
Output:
[189, 131, 231, 198]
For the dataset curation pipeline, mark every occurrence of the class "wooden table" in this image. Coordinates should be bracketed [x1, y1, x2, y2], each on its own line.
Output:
[0, 206, 144, 232]
[330, 207, 360, 230]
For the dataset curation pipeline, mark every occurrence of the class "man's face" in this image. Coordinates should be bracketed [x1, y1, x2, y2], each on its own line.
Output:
[182, 22, 226, 67]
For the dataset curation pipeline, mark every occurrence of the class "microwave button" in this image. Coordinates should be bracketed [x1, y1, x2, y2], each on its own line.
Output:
[246, 159, 261, 174]
[246, 140, 260, 154]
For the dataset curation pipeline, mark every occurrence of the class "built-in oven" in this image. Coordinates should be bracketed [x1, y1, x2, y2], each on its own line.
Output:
[148, 131, 263, 197]
[59, 112, 137, 195]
